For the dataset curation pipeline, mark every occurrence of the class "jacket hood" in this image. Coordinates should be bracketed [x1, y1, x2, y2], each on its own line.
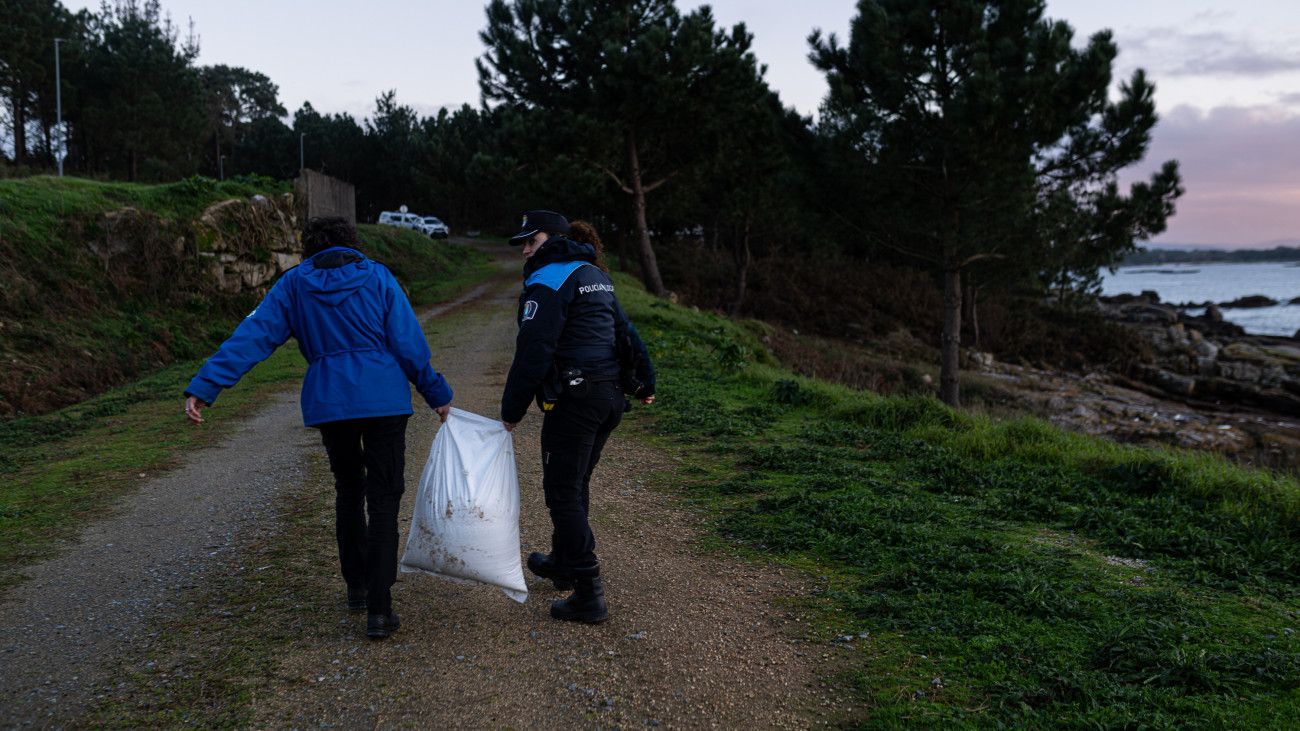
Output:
[298, 247, 373, 306]
[524, 237, 596, 278]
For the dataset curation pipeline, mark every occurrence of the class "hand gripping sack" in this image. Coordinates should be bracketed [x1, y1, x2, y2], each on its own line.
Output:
[400, 408, 527, 603]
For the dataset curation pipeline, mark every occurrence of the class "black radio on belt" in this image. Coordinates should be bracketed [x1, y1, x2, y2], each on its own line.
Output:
[560, 368, 589, 398]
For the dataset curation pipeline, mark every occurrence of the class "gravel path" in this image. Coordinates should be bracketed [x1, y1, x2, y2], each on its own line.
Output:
[1, 241, 828, 729]
[0, 390, 317, 727]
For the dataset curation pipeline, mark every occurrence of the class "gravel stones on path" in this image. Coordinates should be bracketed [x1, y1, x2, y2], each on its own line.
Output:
[0, 392, 316, 727]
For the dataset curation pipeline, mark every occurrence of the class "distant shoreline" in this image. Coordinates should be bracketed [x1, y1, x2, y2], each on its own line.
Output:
[1119, 245, 1300, 267]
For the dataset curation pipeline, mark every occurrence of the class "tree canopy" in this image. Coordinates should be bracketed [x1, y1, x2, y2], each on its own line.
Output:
[810, 0, 1183, 405]
[476, 0, 772, 295]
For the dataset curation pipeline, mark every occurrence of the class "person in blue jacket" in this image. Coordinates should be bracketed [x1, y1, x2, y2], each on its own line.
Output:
[501, 210, 654, 624]
[183, 216, 452, 640]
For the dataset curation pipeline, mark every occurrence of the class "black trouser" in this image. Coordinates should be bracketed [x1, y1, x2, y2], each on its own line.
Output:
[540, 380, 624, 569]
[318, 414, 409, 615]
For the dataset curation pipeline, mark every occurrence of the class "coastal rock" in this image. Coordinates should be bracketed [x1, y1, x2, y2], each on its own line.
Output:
[1106, 302, 1180, 325]
[1104, 291, 1160, 305]
[1220, 295, 1278, 308]
[1135, 365, 1197, 396]
[1103, 319, 1300, 418]
[1094, 292, 1300, 419]
[970, 358, 1263, 457]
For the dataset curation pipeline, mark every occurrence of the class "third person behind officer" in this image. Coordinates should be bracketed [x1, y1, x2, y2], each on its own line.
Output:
[500, 210, 655, 623]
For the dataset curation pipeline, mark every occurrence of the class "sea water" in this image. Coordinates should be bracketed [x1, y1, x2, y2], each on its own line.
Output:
[1100, 261, 1300, 337]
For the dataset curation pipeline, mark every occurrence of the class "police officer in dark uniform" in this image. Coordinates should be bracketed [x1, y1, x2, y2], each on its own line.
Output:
[500, 210, 654, 623]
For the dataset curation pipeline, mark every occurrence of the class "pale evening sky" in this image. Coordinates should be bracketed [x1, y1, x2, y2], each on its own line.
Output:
[63, 0, 1300, 248]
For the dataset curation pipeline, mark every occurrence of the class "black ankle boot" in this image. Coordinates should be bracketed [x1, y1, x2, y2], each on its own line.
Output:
[550, 564, 608, 623]
[366, 611, 401, 639]
[527, 551, 575, 591]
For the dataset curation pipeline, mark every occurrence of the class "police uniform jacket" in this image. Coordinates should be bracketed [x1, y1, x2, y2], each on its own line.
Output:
[501, 237, 654, 424]
[186, 247, 452, 426]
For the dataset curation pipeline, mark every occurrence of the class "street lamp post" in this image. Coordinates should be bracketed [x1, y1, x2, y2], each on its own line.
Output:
[54, 38, 65, 177]
[300, 133, 305, 172]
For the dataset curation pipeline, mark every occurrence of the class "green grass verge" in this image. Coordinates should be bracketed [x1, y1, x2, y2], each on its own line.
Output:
[0, 345, 307, 592]
[611, 271, 1300, 728]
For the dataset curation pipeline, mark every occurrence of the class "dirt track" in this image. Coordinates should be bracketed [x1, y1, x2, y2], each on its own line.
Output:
[0, 240, 833, 729]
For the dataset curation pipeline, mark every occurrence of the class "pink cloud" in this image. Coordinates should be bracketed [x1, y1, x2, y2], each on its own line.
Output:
[1121, 104, 1300, 246]
[1115, 28, 1300, 78]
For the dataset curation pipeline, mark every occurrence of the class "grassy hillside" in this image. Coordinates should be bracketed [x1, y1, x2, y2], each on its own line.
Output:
[612, 271, 1300, 728]
[0, 175, 491, 417]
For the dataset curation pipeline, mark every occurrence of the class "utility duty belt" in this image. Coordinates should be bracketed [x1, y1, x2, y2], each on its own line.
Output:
[539, 366, 619, 411]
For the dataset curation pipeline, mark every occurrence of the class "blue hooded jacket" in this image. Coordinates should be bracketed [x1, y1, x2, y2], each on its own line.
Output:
[185, 247, 452, 426]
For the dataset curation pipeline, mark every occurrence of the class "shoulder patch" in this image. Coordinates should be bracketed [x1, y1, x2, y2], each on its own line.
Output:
[522, 300, 539, 321]
[525, 261, 589, 291]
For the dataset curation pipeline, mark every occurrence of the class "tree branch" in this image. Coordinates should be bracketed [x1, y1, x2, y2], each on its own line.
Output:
[958, 252, 1005, 269]
[642, 171, 678, 193]
[587, 158, 633, 195]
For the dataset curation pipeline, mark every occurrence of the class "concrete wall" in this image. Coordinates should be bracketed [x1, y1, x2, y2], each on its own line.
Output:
[294, 169, 356, 225]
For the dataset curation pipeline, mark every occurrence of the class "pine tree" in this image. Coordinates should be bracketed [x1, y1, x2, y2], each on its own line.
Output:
[0, 0, 77, 167]
[810, 0, 1182, 406]
[80, 0, 204, 181]
[477, 0, 763, 295]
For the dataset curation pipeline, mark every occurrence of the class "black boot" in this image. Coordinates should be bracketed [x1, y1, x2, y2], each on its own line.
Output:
[366, 611, 401, 639]
[550, 564, 608, 624]
[527, 551, 575, 591]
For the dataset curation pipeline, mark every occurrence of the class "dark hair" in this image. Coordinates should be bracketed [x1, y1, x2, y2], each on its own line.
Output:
[568, 220, 607, 272]
[302, 217, 360, 258]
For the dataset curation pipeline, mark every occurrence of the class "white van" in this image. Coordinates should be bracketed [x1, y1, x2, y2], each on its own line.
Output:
[378, 211, 426, 231]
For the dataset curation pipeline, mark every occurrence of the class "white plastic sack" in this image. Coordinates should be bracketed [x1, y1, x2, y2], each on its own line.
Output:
[399, 407, 528, 603]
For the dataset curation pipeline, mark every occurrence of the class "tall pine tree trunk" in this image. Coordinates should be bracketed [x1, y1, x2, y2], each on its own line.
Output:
[940, 247, 962, 407]
[625, 128, 665, 296]
[12, 91, 26, 166]
[729, 219, 750, 318]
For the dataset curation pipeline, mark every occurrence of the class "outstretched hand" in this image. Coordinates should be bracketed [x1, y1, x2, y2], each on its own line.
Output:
[641, 395, 655, 405]
[184, 395, 207, 425]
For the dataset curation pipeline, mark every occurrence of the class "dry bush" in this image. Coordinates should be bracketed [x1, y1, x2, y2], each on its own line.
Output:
[661, 245, 1152, 377]
[663, 246, 944, 342]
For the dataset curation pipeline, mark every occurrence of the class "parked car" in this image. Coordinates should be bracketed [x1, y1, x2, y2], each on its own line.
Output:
[377, 210, 426, 231]
[421, 216, 450, 239]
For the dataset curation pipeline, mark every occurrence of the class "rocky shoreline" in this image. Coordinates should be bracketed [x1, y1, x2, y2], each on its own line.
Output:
[968, 291, 1300, 472]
